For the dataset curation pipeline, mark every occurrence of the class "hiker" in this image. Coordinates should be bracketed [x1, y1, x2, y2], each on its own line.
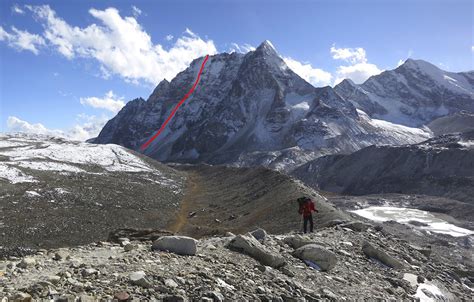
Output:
[298, 197, 318, 233]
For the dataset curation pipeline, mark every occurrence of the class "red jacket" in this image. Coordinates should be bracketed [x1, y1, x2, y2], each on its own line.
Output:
[299, 200, 316, 218]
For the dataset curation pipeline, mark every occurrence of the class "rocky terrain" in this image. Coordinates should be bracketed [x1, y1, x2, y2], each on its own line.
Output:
[1, 136, 473, 301]
[0, 133, 186, 251]
[427, 112, 474, 136]
[94, 41, 431, 171]
[1, 217, 472, 301]
[292, 131, 474, 205]
[0, 134, 346, 251]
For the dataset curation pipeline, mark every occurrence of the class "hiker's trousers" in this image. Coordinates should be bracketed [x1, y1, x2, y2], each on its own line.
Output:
[303, 214, 313, 233]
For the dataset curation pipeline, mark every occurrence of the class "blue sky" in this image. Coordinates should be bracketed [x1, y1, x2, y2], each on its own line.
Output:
[1, 0, 472, 139]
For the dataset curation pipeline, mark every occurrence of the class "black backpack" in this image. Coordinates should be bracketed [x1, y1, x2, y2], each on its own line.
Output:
[297, 197, 307, 214]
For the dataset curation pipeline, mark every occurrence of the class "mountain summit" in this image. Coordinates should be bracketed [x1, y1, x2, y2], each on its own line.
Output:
[95, 43, 432, 170]
[335, 59, 474, 127]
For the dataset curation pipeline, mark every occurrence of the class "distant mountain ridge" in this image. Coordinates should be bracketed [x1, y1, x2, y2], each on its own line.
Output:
[292, 131, 474, 204]
[334, 59, 474, 127]
[94, 41, 432, 170]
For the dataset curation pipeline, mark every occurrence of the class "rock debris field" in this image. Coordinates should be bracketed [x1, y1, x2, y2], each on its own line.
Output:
[1, 220, 472, 301]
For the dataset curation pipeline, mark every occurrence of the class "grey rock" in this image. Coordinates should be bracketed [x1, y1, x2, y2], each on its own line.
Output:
[250, 228, 267, 241]
[152, 236, 198, 256]
[164, 278, 179, 288]
[129, 271, 152, 288]
[12, 292, 32, 302]
[227, 234, 286, 268]
[284, 235, 316, 249]
[17, 257, 36, 269]
[292, 244, 337, 271]
[362, 241, 404, 269]
[340, 221, 371, 232]
[81, 268, 98, 277]
[123, 243, 136, 252]
[53, 251, 68, 261]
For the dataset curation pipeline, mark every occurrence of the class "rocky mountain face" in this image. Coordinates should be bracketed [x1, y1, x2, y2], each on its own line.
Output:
[335, 59, 474, 127]
[292, 131, 474, 204]
[95, 42, 430, 171]
[427, 111, 474, 136]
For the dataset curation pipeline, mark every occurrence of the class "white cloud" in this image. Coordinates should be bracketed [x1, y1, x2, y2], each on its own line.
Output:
[7, 116, 64, 136]
[330, 45, 382, 85]
[283, 57, 332, 87]
[7, 115, 109, 141]
[230, 42, 256, 53]
[333, 62, 383, 85]
[12, 4, 25, 15]
[131, 5, 142, 17]
[25, 5, 217, 84]
[165, 34, 174, 41]
[80, 91, 125, 113]
[471, 46, 474, 52]
[0, 26, 45, 54]
[70, 114, 110, 141]
[330, 46, 367, 64]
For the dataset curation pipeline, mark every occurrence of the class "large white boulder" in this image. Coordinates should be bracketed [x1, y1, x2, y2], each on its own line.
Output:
[362, 241, 404, 269]
[227, 234, 286, 268]
[292, 244, 338, 271]
[152, 236, 198, 256]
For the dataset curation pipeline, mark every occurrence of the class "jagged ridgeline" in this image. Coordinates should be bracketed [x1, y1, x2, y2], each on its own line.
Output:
[93, 41, 473, 171]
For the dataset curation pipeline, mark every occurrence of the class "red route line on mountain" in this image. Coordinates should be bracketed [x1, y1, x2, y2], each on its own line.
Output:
[140, 55, 209, 151]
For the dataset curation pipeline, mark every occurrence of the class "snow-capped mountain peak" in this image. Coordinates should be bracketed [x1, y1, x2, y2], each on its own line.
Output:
[335, 58, 474, 127]
[95, 43, 434, 171]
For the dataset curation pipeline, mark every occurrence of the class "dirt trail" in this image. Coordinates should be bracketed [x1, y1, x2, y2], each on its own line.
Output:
[167, 172, 200, 233]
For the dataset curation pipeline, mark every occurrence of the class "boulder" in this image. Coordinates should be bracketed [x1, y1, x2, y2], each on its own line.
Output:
[152, 236, 197, 256]
[17, 257, 36, 269]
[114, 291, 130, 301]
[227, 234, 286, 268]
[362, 241, 404, 269]
[409, 244, 432, 257]
[12, 292, 32, 302]
[284, 235, 316, 249]
[250, 228, 267, 241]
[53, 250, 68, 261]
[123, 243, 136, 252]
[129, 271, 152, 288]
[340, 221, 371, 232]
[108, 228, 173, 243]
[292, 244, 337, 271]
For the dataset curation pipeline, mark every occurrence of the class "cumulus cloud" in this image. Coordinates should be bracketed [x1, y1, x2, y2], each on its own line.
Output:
[0, 26, 45, 54]
[69, 114, 110, 141]
[331, 45, 382, 85]
[330, 46, 367, 64]
[7, 115, 109, 141]
[165, 34, 174, 41]
[12, 4, 25, 15]
[7, 116, 64, 136]
[25, 5, 217, 84]
[333, 63, 383, 85]
[283, 57, 332, 87]
[80, 91, 125, 113]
